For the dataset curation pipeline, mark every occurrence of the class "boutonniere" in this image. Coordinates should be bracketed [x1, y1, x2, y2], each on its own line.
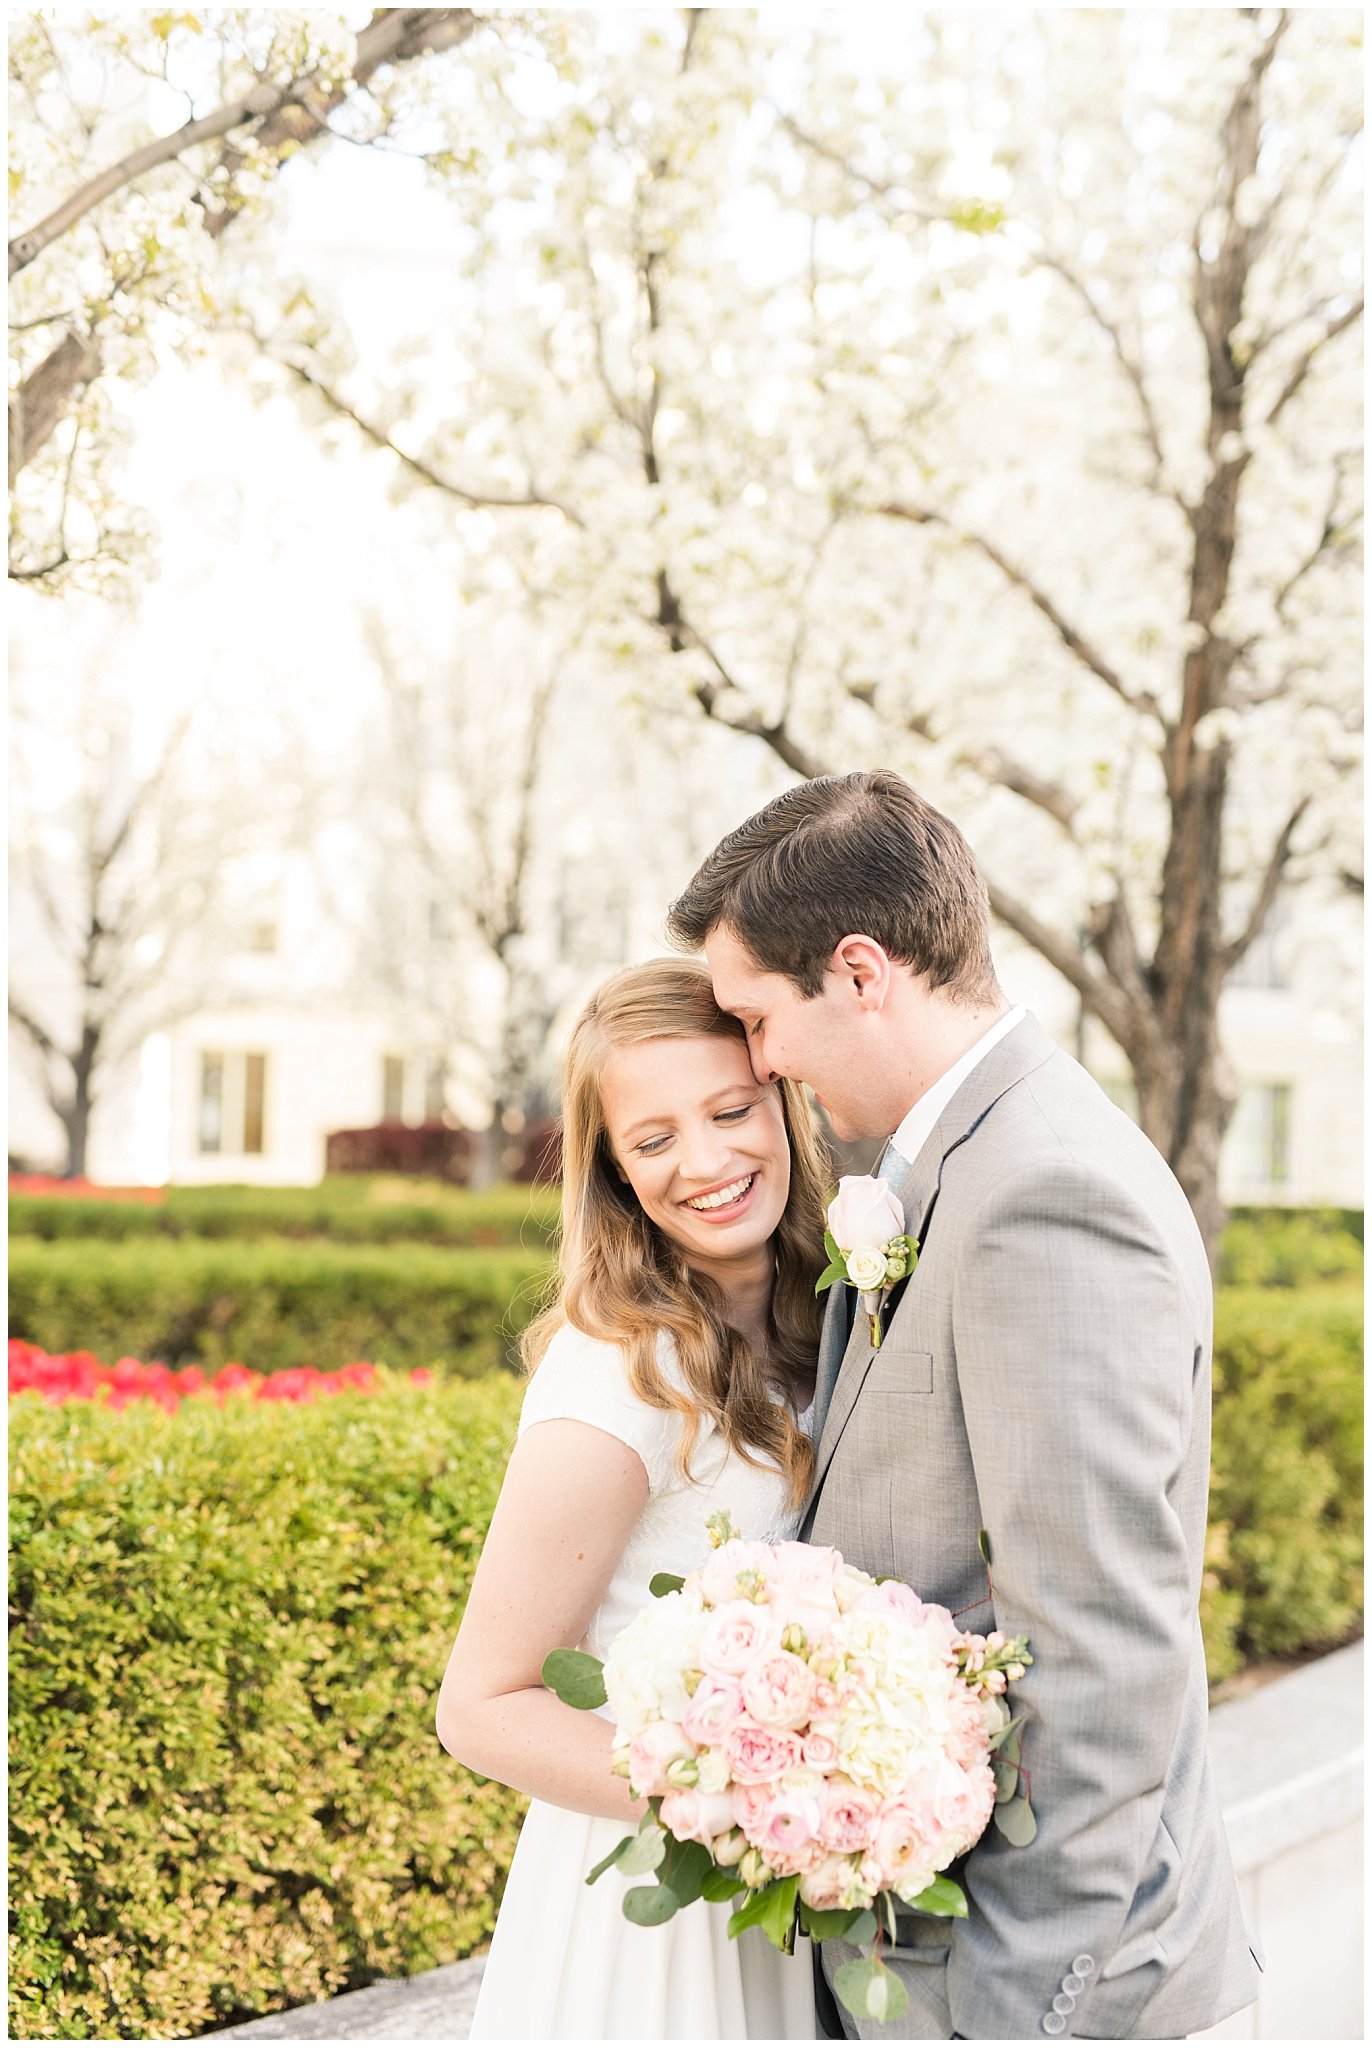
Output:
[815, 1174, 919, 1350]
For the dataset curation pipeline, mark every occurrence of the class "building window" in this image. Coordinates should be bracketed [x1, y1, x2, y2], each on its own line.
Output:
[382, 1054, 406, 1122]
[199, 1052, 224, 1154]
[1228, 896, 1291, 991]
[424, 1056, 448, 1121]
[1225, 1082, 1292, 1188]
[198, 1050, 269, 1156]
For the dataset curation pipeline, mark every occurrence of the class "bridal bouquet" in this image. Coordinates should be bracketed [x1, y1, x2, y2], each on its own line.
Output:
[543, 1513, 1033, 2024]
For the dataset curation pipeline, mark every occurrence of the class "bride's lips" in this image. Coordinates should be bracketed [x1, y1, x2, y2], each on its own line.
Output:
[679, 1171, 760, 1223]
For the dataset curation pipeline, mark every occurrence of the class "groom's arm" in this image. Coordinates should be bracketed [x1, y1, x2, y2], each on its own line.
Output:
[944, 1159, 1201, 2042]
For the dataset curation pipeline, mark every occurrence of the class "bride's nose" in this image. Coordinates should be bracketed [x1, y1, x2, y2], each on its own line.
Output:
[676, 1122, 734, 1185]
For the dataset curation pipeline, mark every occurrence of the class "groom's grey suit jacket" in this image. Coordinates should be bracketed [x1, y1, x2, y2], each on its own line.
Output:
[804, 1015, 1260, 2041]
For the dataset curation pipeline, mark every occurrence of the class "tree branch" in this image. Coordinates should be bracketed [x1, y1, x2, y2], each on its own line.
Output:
[984, 879, 1136, 1046]
[266, 349, 586, 526]
[1222, 796, 1311, 973]
[1262, 294, 1364, 431]
[8, 330, 102, 484]
[1030, 250, 1173, 494]
[879, 500, 1164, 722]
[9, 9, 480, 276]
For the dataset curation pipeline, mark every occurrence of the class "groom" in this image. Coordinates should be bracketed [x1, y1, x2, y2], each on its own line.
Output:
[669, 771, 1261, 2041]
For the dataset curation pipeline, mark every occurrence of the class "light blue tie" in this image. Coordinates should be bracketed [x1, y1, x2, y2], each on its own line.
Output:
[876, 1139, 910, 1185]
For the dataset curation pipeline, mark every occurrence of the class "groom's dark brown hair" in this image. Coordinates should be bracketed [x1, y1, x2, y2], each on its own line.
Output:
[666, 769, 999, 1004]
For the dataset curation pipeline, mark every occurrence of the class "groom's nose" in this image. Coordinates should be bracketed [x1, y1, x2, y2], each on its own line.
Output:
[748, 1038, 777, 1086]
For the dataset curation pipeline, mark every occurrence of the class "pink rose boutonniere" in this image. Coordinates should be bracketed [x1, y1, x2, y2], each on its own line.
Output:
[816, 1175, 918, 1349]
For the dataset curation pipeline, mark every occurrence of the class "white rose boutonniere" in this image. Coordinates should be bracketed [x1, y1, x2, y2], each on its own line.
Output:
[816, 1175, 919, 1349]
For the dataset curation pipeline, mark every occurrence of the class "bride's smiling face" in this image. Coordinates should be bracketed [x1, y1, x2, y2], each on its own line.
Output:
[600, 1032, 791, 1266]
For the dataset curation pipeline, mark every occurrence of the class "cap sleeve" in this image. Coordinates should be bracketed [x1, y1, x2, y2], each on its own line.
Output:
[518, 1324, 679, 1494]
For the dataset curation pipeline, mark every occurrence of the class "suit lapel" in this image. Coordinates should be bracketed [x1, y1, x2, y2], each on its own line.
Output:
[803, 1014, 1058, 1521]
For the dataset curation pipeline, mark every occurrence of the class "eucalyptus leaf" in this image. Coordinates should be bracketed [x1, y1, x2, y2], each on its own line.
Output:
[622, 1882, 679, 1926]
[986, 1712, 1025, 1753]
[903, 1875, 968, 1918]
[648, 1572, 684, 1598]
[833, 1956, 910, 2025]
[977, 1528, 993, 1565]
[540, 1646, 607, 1710]
[660, 1837, 713, 1906]
[994, 1796, 1038, 1846]
[617, 1821, 667, 1876]
[585, 1833, 635, 1886]
[992, 1755, 1020, 1804]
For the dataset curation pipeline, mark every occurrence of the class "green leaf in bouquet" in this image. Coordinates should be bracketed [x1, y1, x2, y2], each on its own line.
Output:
[540, 1647, 607, 1710]
[903, 1875, 968, 1918]
[798, 1905, 877, 1944]
[986, 1712, 1025, 1753]
[992, 1754, 1020, 1804]
[728, 1874, 800, 1951]
[815, 1257, 849, 1296]
[700, 1867, 747, 1904]
[616, 1821, 667, 1876]
[585, 1833, 637, 1885]
[648, 1572, 685, 1598]
[660, 1837, 713, 1906]
[823, 1226, 844, 1264]
[978, 1527, 993, 1565]
[623, 1881, 679, 1926]
[993, 1795, 1038, 1846]
[833, 1956, 910, 2025]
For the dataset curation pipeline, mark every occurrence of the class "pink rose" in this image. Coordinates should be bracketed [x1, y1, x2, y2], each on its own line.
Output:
[827, 1175, 905, 1253]
[817, 1777, 881, 1854]
[731, 1780, 778, 1843]
[802, 1727, 840, 1770]
[870, 1793, 940, 1886]
[741, 1651, 814, 1731]
[725, 1720, 804, 1786]
[660, 1785, 737, 1847]
[752, 1785, 824, 1877]
[851, 1582, 957, 1656]
[696, 1538, 775, 1609]
[626, 1719, 695, 1798]
[701, 1602, 780, 1678]
[681, 1674, 745, 1748]
[907, 1757, 996, 1855]
[762, 1542, 846, 1638]
[799, 1852, 870, 1913]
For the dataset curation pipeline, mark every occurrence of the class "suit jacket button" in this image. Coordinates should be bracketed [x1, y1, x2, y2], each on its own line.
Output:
[1072, 1954, 1096, 1976]
[1053, 1993, 1076, 2016]
[1042, 2016, 1067, 2036]
[1062, 1973, 1085, 1995]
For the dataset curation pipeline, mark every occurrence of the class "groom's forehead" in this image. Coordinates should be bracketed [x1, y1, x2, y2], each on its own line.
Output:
[703, 927, 771, 1007]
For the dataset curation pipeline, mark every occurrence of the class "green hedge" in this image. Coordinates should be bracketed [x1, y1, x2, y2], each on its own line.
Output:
[1201, 1284, 1364, 1683]
[1217, 1206, 1363, 1289]
[7, 1178, 560, 1247]
[9, 1372, 526, 2041]
[7, 1240, 554, 1378]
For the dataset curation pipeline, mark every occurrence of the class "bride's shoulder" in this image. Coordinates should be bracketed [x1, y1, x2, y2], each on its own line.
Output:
[517, 1322, 683, 1488]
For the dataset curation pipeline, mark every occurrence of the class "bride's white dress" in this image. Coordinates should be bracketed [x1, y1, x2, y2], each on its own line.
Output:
[468, 1324, 817, 2041]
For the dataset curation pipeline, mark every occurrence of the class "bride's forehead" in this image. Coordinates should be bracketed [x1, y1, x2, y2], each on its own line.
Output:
[601, 1033, 753, 1104]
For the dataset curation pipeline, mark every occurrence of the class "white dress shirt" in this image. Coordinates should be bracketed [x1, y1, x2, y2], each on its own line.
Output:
[887, 1005, 1027, 1173]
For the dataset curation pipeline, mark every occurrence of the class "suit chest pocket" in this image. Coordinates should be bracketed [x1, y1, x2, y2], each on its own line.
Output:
[866, 1345, 934, 1397]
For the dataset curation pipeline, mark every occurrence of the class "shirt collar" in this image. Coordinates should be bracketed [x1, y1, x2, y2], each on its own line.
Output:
[889, 1005, 1027, 1172]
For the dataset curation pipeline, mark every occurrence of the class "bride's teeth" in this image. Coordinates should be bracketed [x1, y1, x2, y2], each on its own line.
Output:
[687, 1175, 754, 1212]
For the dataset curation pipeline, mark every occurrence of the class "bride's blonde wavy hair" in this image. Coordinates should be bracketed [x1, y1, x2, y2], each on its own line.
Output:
[522, 957, 830, 1508]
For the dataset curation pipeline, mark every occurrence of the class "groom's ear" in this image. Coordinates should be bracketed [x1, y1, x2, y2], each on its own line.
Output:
[832, 934, 892, 1011]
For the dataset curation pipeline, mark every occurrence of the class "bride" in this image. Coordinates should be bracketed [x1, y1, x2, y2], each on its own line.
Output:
[436, 957, 829, 2040]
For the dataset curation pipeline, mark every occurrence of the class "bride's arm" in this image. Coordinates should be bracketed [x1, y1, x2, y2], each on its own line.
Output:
[435, 1417, 651, 1823]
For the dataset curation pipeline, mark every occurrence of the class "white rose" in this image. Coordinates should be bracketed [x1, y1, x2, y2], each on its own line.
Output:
[828, 1175, 905, 1253]
[844, 1247, 889, 1291]
[696, 1745, 731, 1794]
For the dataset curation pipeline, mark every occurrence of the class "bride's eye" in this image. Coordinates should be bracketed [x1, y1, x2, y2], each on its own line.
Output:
[715, 1105, 754, 1124]
[636, 1134, 671, 1155]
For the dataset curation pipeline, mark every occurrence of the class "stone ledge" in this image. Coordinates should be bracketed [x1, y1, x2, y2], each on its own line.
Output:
[212, 1641, 1365, 2039]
